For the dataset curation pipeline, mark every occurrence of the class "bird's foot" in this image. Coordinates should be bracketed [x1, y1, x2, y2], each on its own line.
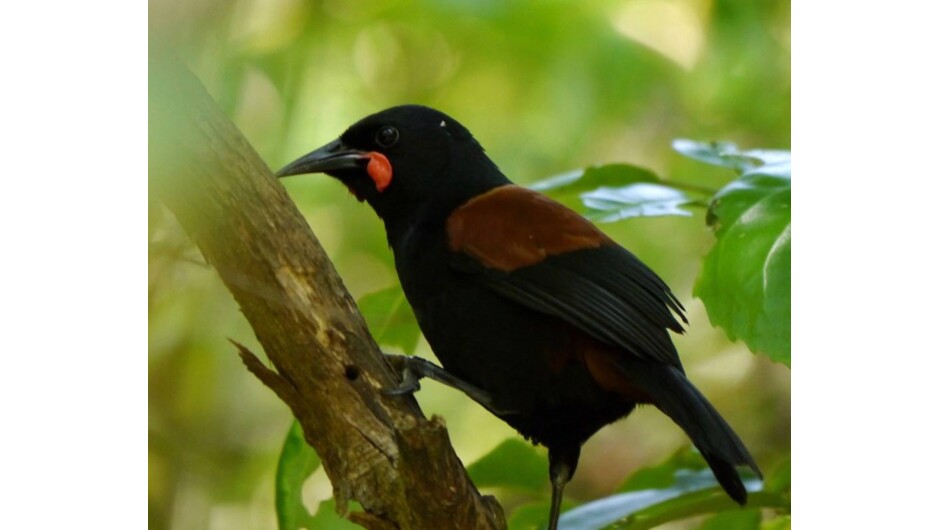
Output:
[381, 354, 517, 416]
[381, 354, 422, 395]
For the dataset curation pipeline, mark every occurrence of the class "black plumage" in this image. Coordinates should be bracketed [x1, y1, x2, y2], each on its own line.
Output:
[277, 105, 760, 529]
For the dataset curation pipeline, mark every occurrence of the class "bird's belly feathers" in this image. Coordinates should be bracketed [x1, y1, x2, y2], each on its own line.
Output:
[398, 250, 636, 447]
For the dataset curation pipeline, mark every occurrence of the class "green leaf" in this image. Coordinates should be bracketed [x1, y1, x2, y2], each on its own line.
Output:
[557, 447, 778, 530]
[760, 515, 791, 530]
[740, 150, 791, 167]
[559, 468, 754, 530]
[581, 183, 694, 222]
[307, 499, 360, 529]
[673, 139, 748, 170]
[695, 157, 791, 365]
[618, 447, 708, 492]
[357, 286, 421, 355]
[609, 489, 786, 530]
[672, 139, 789, 173]
[507, 501, 555, 530]
[467, 438, 548, 494]
[275, 421, 320, 530]
[530, 163, 697, 221]
[763, 458, 791, 497]
[529, 163, 659, 195]
[699, 509, 762, 530]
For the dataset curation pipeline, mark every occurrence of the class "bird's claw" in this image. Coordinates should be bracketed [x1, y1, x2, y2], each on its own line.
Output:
[381, 374, 421, 396]
[381, 381, 421, 396]
[382, 354, 422, 396]
[381, 353, 518, 416]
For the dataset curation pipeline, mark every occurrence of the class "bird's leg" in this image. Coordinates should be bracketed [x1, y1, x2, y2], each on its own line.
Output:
[382, 354, 515, 415]
[547, 446, 581, 530]
[382, 354, 423, 394]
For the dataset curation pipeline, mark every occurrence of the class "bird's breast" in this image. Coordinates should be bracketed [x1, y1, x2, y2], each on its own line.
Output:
[389, 221, 640, 447]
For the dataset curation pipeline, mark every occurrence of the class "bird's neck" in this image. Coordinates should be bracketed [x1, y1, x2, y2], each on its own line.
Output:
[382, 157, 511, 249]
[384, 185, 507, 251]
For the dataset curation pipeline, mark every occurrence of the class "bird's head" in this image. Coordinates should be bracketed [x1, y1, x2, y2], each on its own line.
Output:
[276, 105, 509, 223]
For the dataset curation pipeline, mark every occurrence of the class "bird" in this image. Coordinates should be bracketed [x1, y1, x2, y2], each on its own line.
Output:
[276, 105, 760, 530]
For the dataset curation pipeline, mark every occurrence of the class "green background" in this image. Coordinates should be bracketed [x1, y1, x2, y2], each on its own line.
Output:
[149, 0, 790, 528]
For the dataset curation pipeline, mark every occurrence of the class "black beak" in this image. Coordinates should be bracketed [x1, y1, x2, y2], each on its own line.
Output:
[275, 139, 370, 178]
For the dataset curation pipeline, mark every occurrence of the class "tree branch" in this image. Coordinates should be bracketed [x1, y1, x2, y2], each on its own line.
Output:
[149, 47, 506, 530]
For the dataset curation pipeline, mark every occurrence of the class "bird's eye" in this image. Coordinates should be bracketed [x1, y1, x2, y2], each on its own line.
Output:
[375, 126, 399, 148]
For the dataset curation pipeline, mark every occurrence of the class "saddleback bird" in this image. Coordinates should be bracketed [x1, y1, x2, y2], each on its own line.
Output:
[277, 105, 760, 530]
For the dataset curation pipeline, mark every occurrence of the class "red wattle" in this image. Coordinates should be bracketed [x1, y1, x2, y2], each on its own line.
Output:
[366, 152, 393, 192]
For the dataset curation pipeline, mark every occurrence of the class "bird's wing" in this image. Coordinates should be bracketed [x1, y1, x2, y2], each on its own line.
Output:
[446, 185, 687, 367]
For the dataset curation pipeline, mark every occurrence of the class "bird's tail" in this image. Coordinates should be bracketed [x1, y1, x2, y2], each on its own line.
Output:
[639, 365, 761, 504]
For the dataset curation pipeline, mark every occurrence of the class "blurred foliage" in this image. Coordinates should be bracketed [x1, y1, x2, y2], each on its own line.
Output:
[357, 286, 421, 355]
[531, 151, 790, 364]
[467, 439, 550, 495]
[273, 421, 360, 529]
[550, 448, 785, 530]
[275, 422, 321, 530]
[581, 183, 695, 222]
[530, 163, 699, 220]
[149, 0, 789, 529]
[675, 141, 791, 365]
